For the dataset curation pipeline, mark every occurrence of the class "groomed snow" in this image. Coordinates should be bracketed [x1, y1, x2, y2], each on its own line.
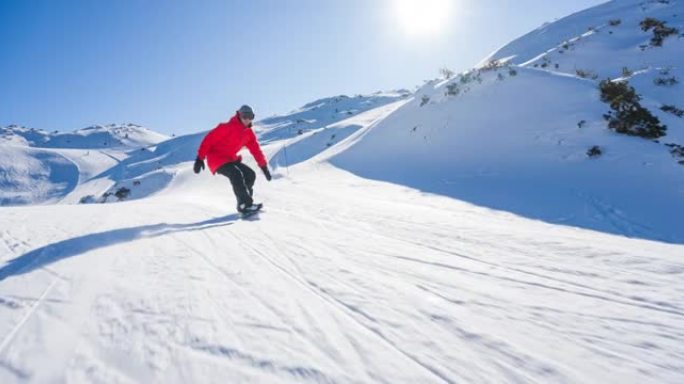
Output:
[1, 162, 683, 383]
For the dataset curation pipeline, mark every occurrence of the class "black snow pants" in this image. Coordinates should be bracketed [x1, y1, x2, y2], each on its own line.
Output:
[216, 161, 256, 208]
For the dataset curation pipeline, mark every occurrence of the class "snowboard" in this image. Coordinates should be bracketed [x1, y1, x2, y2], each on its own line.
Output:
[240, 203, 263, 219]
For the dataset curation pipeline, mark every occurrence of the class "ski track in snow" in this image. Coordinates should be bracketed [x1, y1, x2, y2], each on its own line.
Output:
[1, 163, 683, 383]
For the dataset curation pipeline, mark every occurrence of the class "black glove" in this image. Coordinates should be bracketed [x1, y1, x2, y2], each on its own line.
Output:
[193, 158, 205, 174]
[260, 165, 272, 181]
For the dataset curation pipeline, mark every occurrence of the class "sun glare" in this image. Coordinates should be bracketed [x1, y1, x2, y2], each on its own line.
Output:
[393, 0, 453, 37]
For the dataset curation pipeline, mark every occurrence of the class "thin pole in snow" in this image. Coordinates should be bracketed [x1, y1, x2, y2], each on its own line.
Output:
[283, 140, 290, 175]
[283, 125, 291, 175]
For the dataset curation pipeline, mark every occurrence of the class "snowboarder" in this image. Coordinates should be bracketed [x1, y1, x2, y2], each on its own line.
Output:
[193, 105, 271, 215]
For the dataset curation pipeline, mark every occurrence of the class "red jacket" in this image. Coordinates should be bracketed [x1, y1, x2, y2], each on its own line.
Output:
[197, 113, 267, 173]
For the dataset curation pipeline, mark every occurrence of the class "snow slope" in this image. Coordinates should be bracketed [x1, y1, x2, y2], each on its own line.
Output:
[330, 0, 684, 243]
[267, 100, 409, 170]
[484, 0, 684, 141]
[255, 91, 411, 143]
[0, 146, 79, 206]
[0, 162, 683, 383]
[0, 124, 169, 206]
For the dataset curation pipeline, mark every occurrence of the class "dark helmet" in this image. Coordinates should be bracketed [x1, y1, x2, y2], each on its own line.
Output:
[238, 105, 255, 120]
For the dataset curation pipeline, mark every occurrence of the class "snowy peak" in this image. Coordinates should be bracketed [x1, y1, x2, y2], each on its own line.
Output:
[1, 123, 169, 149]
[47, 123, 169, 149]
[0, 125, 50, 146]
[255, 90, 411, 142]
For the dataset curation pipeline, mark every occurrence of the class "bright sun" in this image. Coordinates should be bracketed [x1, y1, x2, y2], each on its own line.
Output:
[394, 0, 453, 37]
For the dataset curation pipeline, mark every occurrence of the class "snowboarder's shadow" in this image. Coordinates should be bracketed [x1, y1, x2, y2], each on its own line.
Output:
[0, 214, 239, 281]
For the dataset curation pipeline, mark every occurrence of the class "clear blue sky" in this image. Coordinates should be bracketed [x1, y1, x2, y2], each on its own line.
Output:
[0, 0, 606, 135]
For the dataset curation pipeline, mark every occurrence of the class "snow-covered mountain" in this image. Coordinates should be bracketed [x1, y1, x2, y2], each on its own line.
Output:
[3, 2, 681, 234]
[0, 124, 169, 205]
[1, 123, 168, 149]
[6, 1, 683, 241]
[329, 0, 684, 243]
